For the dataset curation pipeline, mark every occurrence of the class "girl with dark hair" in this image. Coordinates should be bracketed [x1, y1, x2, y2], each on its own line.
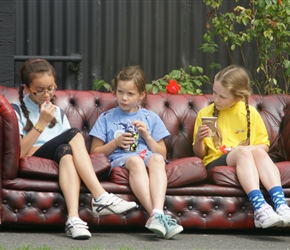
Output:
[12, 59, 137, 240]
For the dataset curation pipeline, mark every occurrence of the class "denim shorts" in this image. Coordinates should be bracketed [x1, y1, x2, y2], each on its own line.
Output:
[111, 151, 168, 170]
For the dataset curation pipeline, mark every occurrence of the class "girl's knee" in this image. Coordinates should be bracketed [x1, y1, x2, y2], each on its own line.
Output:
[252, 147, 268, 158]
[149, 154, 165, 164]
[234, 146, 252, 157]
[54, 144, 72, 163]
[66, 128, 83, 143]
[126, 156, 145, 171]
[147, 154, 166, 170]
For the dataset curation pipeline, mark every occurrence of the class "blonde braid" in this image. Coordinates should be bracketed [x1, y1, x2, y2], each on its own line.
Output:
[239, 97, 250, 146]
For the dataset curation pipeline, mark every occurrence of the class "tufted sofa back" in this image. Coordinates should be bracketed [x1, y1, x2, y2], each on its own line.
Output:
[1, 86, 290, 168]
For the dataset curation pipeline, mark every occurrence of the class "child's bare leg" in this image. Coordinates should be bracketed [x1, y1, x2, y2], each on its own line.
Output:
[252, 148, 282, 190]
[147, 154, 167, 210]
[226, 147, 260, 194]
[59, 155, 81, 218]
[125, 156, 153, 214]
[68, 133, 106, 199]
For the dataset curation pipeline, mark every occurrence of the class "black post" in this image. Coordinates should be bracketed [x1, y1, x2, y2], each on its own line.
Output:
[0, 0, 15, 87]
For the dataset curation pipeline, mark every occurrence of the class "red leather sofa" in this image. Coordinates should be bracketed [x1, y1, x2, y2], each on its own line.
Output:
[1, 86, 290, 230]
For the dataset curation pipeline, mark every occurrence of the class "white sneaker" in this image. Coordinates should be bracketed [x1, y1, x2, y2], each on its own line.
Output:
[254, 203, 283, 228]
[65, 217, 91, 239]
[92, 193, 138, 216]
[276, 204, 290, 227]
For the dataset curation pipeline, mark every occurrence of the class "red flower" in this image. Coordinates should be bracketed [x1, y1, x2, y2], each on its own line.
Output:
[278, 0, 282, 5]
[166, 80, 181, 94]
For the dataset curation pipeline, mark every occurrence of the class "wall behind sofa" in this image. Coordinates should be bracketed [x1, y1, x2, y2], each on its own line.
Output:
[0, 0, 246, 91]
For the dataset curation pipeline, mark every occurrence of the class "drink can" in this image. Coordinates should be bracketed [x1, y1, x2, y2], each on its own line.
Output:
[125, 127, 139, 152]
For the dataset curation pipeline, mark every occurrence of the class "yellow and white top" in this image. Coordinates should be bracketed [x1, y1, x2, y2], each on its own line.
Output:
[193, 101, 270, 167]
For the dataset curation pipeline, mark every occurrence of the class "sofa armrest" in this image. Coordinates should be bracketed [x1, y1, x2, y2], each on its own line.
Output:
[0, 95, 20, 179]
[281, 104, 290, 161]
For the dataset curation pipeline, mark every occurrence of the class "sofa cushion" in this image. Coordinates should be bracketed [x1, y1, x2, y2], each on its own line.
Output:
[207, 162, 290, 188]
[109, 157, 207, 188]
[207, 166, 240, 187]
[18, 153, 111, 181]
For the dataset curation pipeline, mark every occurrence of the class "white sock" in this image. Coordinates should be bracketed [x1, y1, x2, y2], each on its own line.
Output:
[94, 192, 109, 202]
[152, 209, 164, 215]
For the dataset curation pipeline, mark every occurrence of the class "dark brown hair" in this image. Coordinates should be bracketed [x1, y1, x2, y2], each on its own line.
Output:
[19, 58, 57, 131]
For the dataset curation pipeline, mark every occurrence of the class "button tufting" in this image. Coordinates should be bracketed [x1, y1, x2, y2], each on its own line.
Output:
[188, 206, 193, 210]
[215, 206, 218, 210]
[177, 213, 181, 217]
[228, 213, 232, 218]
[70, 99, 75, 106]
[43, 210, 47, 214]
[203, 214, 206, 218]
[54, 203, 59, 207]
[27, 203, 31, 207]
[164, 206, 167, 210]
[3, 200, 7, 204]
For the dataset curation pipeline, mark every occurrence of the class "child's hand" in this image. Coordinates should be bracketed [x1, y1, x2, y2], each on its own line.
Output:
[39, 101, 56, 123]
[115, 132, 134, 150]
[132, 120, 148, 138]
[196, 125, 210, 142]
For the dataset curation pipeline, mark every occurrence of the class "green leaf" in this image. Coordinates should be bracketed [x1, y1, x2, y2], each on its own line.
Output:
[196, 66, 204, 74]
[152, 86, 159, 94]
[103, 83, 112, 91]
[93, 79, 108, 90]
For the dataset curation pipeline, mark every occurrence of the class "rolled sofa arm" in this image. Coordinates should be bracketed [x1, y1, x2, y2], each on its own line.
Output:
[281, 103, 290, 161]
[0, 94, 20, 179]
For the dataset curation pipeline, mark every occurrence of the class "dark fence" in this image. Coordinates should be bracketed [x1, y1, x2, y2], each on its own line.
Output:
[12, 0, 242, 92]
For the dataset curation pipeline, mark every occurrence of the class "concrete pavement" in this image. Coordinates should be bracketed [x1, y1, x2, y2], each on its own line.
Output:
[0, 226, 290, 250]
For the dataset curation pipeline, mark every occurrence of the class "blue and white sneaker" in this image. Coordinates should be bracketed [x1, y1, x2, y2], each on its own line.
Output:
[163, 215, 183, 239]
[145, 213, 166, 237]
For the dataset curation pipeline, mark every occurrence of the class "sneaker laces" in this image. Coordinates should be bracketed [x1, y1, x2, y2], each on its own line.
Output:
[163, 215, 178, 227]
[150, 213, 166, 227]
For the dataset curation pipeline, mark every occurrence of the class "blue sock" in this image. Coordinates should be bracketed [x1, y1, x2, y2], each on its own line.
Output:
[248, 190, 266, 211]
[269, 186, 287, 210]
